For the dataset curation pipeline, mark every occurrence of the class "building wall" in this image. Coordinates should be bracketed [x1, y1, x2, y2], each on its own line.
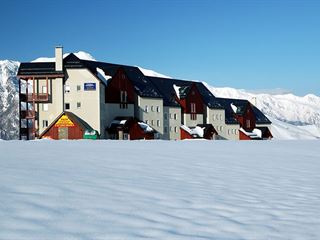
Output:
[38, 77, 63, 136]
[183, 113, 203, 127]
[136, 96, 164, 136]
[223, 124, 240, 140]
[163, 106, 181, 140]
[63, 69, 101, 134]
[206, 107, 239, 140]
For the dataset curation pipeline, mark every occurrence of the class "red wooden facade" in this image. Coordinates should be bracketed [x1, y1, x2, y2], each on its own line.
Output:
[180, 127, 193, 140]
[176, 84, 204, 115]
[105, 68, 135, 104]
[234, 103, 256, 131]
[239, 130, 251, 140]
[40, 113, 90, 140]
[129, 122, 154, 140]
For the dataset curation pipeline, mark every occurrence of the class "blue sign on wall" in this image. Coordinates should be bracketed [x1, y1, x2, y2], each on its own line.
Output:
[84, 83, 96, 91]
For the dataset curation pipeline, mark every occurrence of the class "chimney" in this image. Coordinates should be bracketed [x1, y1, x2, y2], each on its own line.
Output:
[55, 46, 63, 71]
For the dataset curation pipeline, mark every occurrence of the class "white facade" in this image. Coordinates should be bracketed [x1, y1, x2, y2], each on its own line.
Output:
[37, 77, 63, 135]
[206, 107, 239, 140]
[136, 96, 164, 137]
[183, 113, 203, 127]
[163, 106, 181, 140]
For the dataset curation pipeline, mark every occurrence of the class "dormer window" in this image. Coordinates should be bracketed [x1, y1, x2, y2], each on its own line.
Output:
[120, 90, 128, 109]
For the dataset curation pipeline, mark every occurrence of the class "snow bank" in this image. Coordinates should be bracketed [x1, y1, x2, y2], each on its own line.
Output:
[0, 140, 319, 240]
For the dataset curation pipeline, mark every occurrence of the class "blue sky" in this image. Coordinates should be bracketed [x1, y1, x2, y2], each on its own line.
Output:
[1, 0, 319, 96]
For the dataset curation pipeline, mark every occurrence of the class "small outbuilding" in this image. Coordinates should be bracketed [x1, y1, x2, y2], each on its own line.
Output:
[107, 117, 156, 140]
[39, 111, 97, 140]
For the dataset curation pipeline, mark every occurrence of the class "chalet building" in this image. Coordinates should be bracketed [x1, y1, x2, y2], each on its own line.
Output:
[17, 47, 272, 140]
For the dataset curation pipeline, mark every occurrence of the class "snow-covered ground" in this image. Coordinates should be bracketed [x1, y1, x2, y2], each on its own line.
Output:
[0, 140, 319, 240]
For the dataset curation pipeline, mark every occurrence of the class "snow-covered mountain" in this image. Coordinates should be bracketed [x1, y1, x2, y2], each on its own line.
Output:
[0, 52, 319, 140]
[0, 60, 20, 140]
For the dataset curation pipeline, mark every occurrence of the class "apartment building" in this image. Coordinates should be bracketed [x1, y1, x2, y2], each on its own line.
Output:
[17, 47, 272, 140]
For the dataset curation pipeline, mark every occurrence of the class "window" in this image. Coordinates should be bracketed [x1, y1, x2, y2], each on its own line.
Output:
[42, 120, 48, 128]
[120, 90, 128, 109]
[145, 105, 148, 112]
[151, 106, 154, 112]
[77, 102, 81, 109]
[151, 120, 154, 126]
[123, 133, 129, 140]
[42, 104, 48, 111]
[220, 126, 223, 132]
[42, 86, 47, 94]
[170, 126, 173, 132]
[220, 114, 223, 120]
[146, 120, 149, 125]
[164, 113, 168, 120]
[164, 126, 168, 133]
[191, 103, 196, 113]
[65, 103, 70, 110]
[228, 129, 230, 135]
[246, 120, 251, 128]
[169, 113, 172, 119]
[156, 106, 160, 112]
[174, 126, 178, 133]
[77, 85, 81, 91]
[216, 114, 219, 120]
[157, 120, 160, 127]
[191, 103, 197, 120]
[64, 85, 70, 93]
[174, 113, 177, 120]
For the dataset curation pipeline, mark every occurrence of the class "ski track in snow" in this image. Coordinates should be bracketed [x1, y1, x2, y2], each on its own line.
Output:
[0, 140, 319, 240]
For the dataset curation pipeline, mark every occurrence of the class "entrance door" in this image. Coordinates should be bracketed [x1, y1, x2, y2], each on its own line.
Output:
[58, 127, 68, 139]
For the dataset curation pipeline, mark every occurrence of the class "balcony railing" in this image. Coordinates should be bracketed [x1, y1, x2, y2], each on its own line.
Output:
[27, 93, 50, 102]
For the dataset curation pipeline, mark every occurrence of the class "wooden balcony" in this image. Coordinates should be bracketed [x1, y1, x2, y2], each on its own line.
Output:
[27, 93, 50, 102]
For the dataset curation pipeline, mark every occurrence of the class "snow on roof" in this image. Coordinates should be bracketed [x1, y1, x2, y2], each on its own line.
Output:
[173, 84, 181, 99]
[231, 103, 238, 113]
[239, 128, 260, 139]
[32, 51, 96, 62]
[109, 120, 127, 127]
[191, 126, 205, 138]
[137, 66, 171, 78]
[96, 67, 111, 85]
[181, 125, 205, 138]
[252, 128, 262, 138]
[138, 122, 154, 132]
